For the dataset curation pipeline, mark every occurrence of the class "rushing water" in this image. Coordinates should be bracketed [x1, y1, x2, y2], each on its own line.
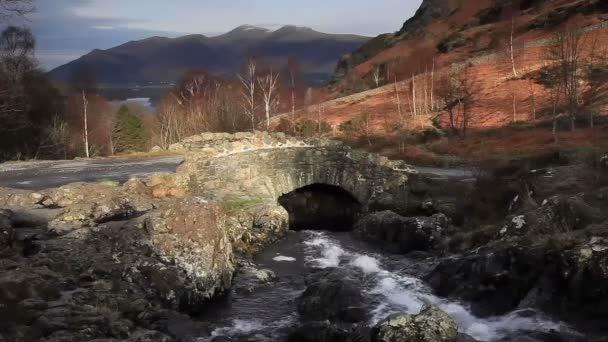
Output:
[200, 231, 575, 341]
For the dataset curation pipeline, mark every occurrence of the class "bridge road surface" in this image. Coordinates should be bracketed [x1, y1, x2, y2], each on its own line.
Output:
[0, 156, 475, 191]
[0, 157, 185, 191]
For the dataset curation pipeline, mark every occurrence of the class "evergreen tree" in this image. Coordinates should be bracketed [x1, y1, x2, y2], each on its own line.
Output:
[112, 105, 146, 153]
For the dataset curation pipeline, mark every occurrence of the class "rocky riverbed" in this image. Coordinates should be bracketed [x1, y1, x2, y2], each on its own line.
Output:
[0, 133, 607, 342]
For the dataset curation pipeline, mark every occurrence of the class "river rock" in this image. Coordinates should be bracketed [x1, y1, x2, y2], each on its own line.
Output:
[145, 198, 234, 312]
[288, 321, 369, 342]
[232, 262, 276, 294]
[371, 305, 458, 342]
[296, 269, 369, 323]
[354, 211, 448, 253]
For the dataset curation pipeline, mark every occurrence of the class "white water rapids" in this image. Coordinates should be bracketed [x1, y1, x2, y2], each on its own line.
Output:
[302, 231, 571, 342]
[207, 230, 575, 341]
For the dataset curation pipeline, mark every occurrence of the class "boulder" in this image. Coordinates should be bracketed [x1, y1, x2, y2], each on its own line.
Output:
[296, 269, 369, 324]
[498, 196, 605, 238]
[150, 145, 163, 153]
[426, 245, 547, 316]
[232, 262, 276, 294]
[354, 211, 448, 253]
[371, 305, 458, 342]
[145, 198, 234, 312]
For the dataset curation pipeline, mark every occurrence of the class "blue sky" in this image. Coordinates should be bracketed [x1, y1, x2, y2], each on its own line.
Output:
[26, 0, 422, 70]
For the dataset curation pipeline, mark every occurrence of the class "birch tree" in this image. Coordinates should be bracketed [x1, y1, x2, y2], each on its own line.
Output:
[238, 57, 258, 132]
[372, 64, 381, 88]
[257, 68, 279, 130]
[0, 0, 34, 23]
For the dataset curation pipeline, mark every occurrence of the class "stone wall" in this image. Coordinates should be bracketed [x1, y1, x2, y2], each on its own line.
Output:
[175, 132, 415, 213]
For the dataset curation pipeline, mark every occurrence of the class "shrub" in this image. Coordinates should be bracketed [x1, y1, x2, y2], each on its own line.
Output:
[477, 6, 502, 25]
[437, 32, 467, 53]
[296, 120, 332, 137]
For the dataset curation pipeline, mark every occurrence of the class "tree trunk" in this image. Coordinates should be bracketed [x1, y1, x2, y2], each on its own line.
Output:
[82, 90, 90, 159]
[510, 17, 518, 78]
[430, 58, 435, 112]
[512, 93, 517, 123]
[553, 117, 559, 144]
[265, 102, 270, 130]
[412, 74, 417, 118]
[394, 77, 403, 126]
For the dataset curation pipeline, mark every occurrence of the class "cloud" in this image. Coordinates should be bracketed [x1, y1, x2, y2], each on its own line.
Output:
[91, 26, 116, 30]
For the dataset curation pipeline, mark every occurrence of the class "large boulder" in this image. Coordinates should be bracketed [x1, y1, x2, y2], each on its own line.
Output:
[354, 211, 448, 253]
[371, 305, 458, 342]
[145, 198, 234, 312]
[296, 269, 369, 324]
[426, 244, 547, 317]
[499, 196, 605, 238]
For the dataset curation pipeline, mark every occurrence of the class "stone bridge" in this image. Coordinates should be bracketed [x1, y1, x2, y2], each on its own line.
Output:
[174, 132, 415, 213]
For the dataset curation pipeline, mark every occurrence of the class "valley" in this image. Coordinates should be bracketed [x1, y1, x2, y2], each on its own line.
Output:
[1, 1, 608, 342]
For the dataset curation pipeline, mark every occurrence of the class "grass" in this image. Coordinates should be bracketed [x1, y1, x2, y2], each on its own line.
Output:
[223, 196, 264, 213]
[110, 150, 184, 160]
[335, 124, 608, 167]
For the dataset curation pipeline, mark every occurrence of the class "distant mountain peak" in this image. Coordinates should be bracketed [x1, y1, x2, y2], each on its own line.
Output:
[231, 24, 270, 33]
[275, 25, 314, 32]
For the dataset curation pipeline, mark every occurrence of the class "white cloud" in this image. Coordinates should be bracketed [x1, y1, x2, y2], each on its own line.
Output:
[91, 25, 115, 30]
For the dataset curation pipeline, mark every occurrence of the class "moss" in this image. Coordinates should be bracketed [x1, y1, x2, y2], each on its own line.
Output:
[223, 197, 263, 213]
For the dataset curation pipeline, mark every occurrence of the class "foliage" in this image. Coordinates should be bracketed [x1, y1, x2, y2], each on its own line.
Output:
[477, 6, 503, 25]
[0, 26, 64, 161]
[112, 105, 146, 153]
[437, 32, 467, 53]
[296, 119, 331, 137]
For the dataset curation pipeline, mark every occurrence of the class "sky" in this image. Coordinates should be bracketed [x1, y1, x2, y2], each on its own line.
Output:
[23, 0, 422, 70]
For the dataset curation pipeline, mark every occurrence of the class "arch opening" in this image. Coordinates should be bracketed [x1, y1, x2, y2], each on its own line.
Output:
[278, 183, 362, 231]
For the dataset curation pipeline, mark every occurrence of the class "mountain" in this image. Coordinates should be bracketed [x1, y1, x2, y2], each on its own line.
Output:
[48, 25, 369, 86]
[334, 0, 608, 84]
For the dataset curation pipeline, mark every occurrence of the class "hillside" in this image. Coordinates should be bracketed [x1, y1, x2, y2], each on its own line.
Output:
[280, 0, 608, 165]
[48, 25, 369, 86]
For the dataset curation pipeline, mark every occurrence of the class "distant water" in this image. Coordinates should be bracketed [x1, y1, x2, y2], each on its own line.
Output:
[121, 97, 155, 112]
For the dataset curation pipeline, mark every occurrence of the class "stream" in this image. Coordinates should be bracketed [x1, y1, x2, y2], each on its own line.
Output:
[199, 231, 575, 342]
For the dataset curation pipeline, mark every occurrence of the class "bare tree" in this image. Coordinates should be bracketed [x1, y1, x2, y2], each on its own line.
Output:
[394, 76, 404, 126]
[438, 65, 478, 138]
[0, 26, 34, 132]
[0, 0, 34, 23]
[547, 26, 585, 131]
[509, 16, 518, 78]
[372, 64, 382, 88]
[257, 68, 279, 130]
[81, 90, 90, 158]
[286, 57, 302, 123]
[238, 57, 257, 132]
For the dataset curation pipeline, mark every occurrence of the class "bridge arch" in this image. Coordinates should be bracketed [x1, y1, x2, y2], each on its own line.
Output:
[176, 132, 413, 215]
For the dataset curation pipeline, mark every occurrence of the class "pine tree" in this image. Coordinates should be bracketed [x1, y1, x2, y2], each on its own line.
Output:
[112, 105, 146, 153]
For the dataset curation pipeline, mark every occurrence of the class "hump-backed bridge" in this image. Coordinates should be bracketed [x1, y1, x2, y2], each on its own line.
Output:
[173, 132, 415, 213]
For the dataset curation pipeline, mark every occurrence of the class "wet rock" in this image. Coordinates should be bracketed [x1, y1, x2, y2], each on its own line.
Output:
[288, 321, 368, 342]
[0, 209, 14, 250]
[371, 305, 458, 342]
[233, 263, 276, 294]
[354, 211, 448, 253]
[426, 245, 547, 316]
[296, 269, 369, 324]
